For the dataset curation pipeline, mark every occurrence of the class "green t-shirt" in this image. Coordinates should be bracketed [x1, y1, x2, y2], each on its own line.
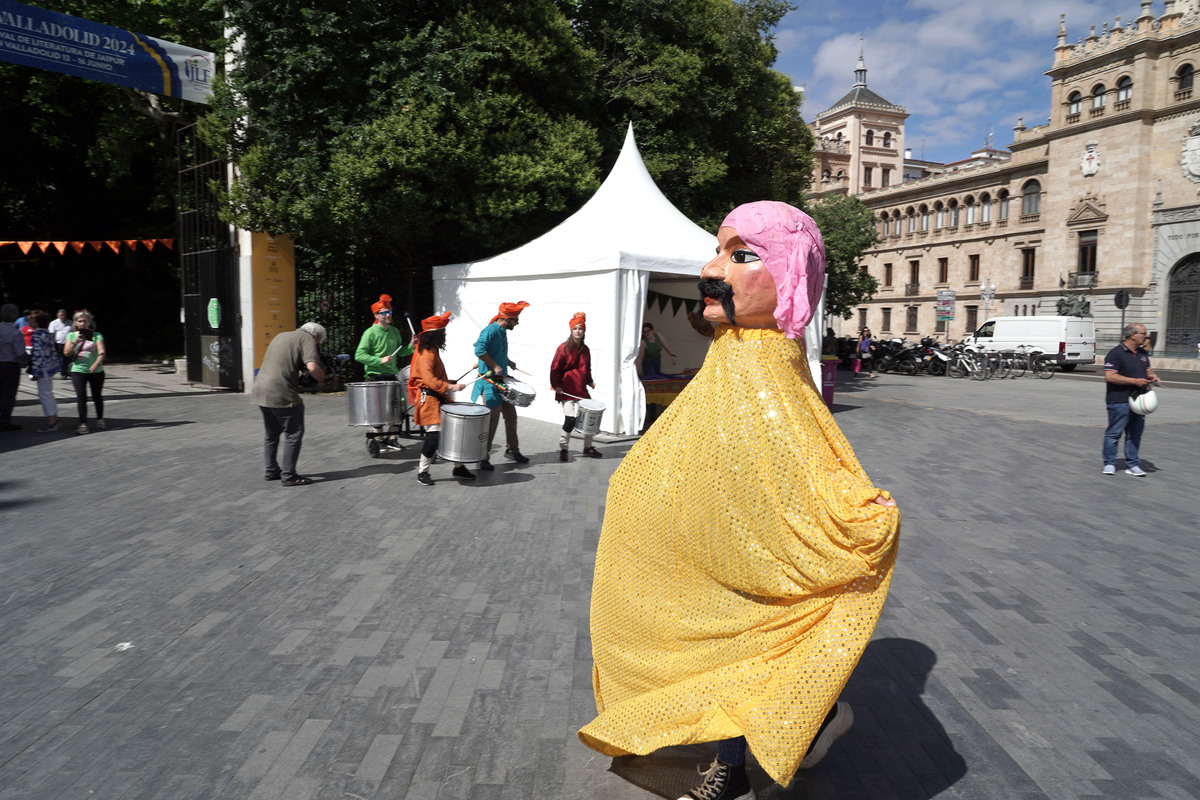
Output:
[67, 331, 105, 373]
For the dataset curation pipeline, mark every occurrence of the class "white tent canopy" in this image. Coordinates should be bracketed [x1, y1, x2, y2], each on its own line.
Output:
[433, 124, 716, 435]
[432, 124, 826, 437]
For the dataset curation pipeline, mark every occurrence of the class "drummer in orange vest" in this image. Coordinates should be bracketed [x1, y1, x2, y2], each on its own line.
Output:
[408, 311, 473, 486]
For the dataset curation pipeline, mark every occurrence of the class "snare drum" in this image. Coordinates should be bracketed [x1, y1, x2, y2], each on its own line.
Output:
[500, 378, 536, 407]
[574, 399, 605, 435]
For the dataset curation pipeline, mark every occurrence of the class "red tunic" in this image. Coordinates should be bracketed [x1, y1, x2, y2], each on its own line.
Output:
[550, 342, 592, 403]
[408, 348, 454, 426]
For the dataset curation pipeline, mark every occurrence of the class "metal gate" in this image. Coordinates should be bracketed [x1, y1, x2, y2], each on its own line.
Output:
[1166, 257, 1200, 357]
[177, 123, 240, 389]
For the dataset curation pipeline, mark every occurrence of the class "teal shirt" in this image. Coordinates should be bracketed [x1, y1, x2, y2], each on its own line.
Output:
[471, 322, 508, 407]
[355, 324, 412, 376]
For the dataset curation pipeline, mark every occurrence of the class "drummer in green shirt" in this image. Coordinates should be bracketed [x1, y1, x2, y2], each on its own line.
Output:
[355, 294, 415, 439]
[355, 294, 414, 380]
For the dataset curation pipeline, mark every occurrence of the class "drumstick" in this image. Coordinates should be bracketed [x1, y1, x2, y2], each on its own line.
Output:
[560, 391, 589, 401]
[512, 366, 532, 376]
[404, 312, 416, 336]
[453, 367, 475, 383]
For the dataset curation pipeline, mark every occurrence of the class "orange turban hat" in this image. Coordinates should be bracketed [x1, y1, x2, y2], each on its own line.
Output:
[370, 294, 393, 315]
[490, 301, 530, 324]
[421, 311, 451, 331]
[569, 312, 586, 331]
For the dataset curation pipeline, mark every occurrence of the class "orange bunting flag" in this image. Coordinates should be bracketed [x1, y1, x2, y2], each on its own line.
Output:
[88, 241, 103, 251]
[52, 242, 68, 254]
[0, 241, 11, 248]
[71, 242, 85, 254]
[141, 239, 157, 251]
[36, 241, 51, 252]
[105, 241, 121, 253]
[160, 238, 174, 250]
[124, 239, 139, 250]
[18, 242, 34, 254]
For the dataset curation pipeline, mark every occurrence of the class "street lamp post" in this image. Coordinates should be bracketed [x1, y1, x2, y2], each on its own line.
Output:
[980, 277, 997, 319]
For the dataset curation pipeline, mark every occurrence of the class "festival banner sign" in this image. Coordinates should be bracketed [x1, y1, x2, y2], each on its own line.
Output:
[0, 0, 213, 103]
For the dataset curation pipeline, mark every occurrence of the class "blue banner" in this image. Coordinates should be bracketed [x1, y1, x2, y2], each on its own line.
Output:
[0, 0, 213, 103]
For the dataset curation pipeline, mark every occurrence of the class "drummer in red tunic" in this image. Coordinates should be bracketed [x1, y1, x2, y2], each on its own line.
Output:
[408, 311, 474, 487]
[550, 312, 602, 461]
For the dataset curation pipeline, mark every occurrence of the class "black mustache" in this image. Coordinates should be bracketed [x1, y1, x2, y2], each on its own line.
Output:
[698, 279, 737, 326]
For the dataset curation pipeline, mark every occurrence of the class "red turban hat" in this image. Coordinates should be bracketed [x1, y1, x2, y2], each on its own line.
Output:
[421, 311, 451, 331]
[370, 294, 393, 315]
[569, 312, 586, 331]
[490, 301, 530, 324]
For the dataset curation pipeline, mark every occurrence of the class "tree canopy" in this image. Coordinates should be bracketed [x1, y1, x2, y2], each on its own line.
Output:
[808, 193, 881, 319]
[203, 0, 812, 273]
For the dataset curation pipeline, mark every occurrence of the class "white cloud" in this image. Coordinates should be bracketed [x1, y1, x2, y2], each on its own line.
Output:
[774, 0, 1132, 162]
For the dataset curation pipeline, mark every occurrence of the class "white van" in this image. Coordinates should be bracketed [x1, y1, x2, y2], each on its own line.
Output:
[962, 316, 1096, 371]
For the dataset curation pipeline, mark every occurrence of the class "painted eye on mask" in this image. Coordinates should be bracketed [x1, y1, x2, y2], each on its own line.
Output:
[731, 249, 761, 264]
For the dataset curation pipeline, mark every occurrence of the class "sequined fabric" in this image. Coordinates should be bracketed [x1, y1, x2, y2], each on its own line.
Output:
[579, 325, 899, 784]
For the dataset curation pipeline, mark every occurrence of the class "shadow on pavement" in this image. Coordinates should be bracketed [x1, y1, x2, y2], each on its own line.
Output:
[607, 638, 964, 800]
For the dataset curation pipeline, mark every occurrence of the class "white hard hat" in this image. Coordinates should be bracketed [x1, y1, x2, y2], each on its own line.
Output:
[1129, 389, 1158, 415]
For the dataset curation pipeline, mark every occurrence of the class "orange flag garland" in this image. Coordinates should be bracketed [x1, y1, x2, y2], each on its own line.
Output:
[0, 238, 178, 255]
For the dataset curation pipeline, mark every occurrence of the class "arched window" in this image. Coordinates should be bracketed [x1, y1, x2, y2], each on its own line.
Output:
[1022, 180, 1042, 215]
[865, 130, 874, 146]
[965, 196, 977, 225]
[892, 212, 902, 237]
[998, 189, 1010, 221]
[836, 131, 844, 142]
[883, 132, 892, 148]
[920, 204, 929, 232]
[980, 192, 992, 222]
[906, 207, 917, 234]
[879, 212, 889, 236]
[836, 169, 845, 180]
[822, 169, 831, 181]
[1092, 84, 1106, 109]
[949, 199, 960, 227]
[1067, 91, 1082, 115]
[1117, 76, 1132, 102]
[935, 202, 945, 229]
[1179, 64, 1195, 92]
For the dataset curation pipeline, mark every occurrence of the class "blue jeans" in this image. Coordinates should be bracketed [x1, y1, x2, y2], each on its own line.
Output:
[1103, 402, 1145, 468]
[642, 356, 662, 377]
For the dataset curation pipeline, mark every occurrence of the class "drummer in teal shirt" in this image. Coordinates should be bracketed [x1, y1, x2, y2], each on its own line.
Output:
[472, 301, 530, 470]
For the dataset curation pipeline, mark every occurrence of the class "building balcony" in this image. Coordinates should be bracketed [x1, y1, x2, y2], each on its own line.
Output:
[905, 283, 920, 297]
[1019, 276, 1034, 290]
[1176, 88, 1194, 102]
[996, 219, 1008, 228]
[1069, 270, 1098, 288]
[1066, 112, 1081, 124]
[1019, 213, 1040, 224]
[1114, 99, 1130, 112]
[1089, 106, 1105, 119]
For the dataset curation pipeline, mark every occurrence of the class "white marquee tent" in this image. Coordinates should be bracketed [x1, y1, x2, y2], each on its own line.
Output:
[432, 124, 825, 436]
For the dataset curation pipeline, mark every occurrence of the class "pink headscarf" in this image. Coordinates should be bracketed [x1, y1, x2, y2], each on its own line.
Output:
[720, 201, 826, 339]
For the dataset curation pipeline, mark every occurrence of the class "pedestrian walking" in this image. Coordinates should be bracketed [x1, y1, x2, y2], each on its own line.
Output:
[1102, 322, 1161, 477]
[63, 310, 106, 434]
[251, 322, 327, 486]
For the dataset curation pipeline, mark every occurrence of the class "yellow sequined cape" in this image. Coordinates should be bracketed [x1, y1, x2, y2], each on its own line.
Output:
[579, 325, 899, 784]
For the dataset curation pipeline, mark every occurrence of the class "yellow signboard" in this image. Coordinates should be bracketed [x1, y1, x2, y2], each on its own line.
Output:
[250, 233, 295, 372]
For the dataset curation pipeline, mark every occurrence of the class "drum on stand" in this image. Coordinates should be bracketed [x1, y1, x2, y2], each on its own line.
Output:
[438, 403, 491, 463]
[574, 399, 606, 435]
[346, 381, 403, 427]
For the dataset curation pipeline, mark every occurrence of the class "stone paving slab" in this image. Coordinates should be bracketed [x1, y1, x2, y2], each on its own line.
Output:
[1, 364, 1198, 799]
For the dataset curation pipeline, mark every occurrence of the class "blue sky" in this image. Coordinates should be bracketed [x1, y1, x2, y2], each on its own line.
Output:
[771, 0, 1136, 164]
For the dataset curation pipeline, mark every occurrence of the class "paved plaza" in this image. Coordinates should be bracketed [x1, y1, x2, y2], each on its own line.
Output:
[1, 364, 1198, 799]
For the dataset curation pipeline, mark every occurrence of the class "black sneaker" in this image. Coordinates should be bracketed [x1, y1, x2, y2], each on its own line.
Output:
[417, 471, 434, 486]
[678, 759, 753, 800]
[478, 458, 494, 471]
[559, 449, 568, 462]
[505, 448, 530, 464]
[799, 702, 853, 769]
[452, 465, 476, 481]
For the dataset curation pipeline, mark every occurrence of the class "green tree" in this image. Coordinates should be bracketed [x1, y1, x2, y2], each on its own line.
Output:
[809, 193, 881, 319]
[202, 0, 813, 272]
[575, 0, 812, 231]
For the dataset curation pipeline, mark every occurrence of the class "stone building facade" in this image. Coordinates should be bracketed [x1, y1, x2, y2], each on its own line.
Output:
[817, 2, 1200, 364]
